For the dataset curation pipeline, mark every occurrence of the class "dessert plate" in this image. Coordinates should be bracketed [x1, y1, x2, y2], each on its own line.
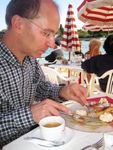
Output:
[63, 96, 113, 133]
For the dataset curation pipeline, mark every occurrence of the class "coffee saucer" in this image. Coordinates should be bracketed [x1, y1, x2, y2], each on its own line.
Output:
[62, 127, 74, 145]
[26, 127, 74, 147]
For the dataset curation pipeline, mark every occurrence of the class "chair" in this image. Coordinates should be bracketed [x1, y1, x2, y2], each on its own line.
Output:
[83, 70, 113, 96]
[67, 68, 84, 84]
[41, 66, 71, 85]
[97, 69, 113, 94]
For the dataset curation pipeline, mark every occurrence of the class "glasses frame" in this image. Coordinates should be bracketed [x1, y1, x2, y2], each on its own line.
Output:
[24, 18, 56, 38]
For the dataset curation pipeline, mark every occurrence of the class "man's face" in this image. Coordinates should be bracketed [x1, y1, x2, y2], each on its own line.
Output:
[19, 1, 60, 59]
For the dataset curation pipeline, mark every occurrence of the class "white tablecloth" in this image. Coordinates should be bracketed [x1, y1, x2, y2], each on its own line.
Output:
[3, 98, 110, 150]
[3, 127, 103, 150]
[49, 62, 82, 70]
[49, 63, 83, 84]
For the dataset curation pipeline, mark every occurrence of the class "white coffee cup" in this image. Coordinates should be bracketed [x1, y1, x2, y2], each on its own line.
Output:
[39, 116, 65, 142]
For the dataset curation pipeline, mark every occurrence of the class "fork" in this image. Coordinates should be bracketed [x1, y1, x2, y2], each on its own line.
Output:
[60, 111, 80, 119]
[81, 137, 103, 150]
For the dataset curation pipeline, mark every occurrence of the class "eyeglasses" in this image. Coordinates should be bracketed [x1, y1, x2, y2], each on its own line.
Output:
[26, 18, 56, 38]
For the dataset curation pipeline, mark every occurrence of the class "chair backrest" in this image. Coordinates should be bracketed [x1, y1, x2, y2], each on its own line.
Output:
[41, 66, 70, 85]
[81, 71, 96, 96]
[84, 70, 113, 95]
[97, 69, 113, 94]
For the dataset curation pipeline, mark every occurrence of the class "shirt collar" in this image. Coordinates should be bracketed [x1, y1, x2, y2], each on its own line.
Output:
[0, 42, 31, 67]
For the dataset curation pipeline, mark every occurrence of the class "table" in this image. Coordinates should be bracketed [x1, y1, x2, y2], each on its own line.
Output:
[49, 62, 82, 70]
[49, 63, 83, 84]
[2, 127, 103, 150]
[4, 94, 113, 150]
[3, 97, 107, 150]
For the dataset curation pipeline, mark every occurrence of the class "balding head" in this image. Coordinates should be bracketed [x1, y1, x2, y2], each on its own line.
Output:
[38, 0, 60, 32]
[5, 0, 60, 29]
[39, 0, 59, 18]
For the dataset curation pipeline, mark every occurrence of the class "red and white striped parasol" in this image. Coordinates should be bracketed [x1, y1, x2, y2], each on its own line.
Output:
[82, 23, 113, 31]
[77, 0, 113, 26]
[61, 4, 80, 61]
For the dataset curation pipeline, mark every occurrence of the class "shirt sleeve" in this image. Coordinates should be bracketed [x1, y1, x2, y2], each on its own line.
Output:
[0, 91, 36, 147]
[36, 80, 66, 102]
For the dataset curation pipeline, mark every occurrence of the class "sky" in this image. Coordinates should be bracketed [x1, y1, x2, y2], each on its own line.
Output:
[0, 0, 84, 31]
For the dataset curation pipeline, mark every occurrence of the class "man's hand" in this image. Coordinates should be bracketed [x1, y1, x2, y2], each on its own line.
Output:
[59, 83, 87, 105]
[31, 99, 71, 123]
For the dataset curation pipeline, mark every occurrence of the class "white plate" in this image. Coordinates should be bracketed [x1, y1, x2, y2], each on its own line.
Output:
[62, 100, 113, 133]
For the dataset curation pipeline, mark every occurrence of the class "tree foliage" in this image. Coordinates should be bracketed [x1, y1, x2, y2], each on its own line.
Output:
[56, 25, 113, 39]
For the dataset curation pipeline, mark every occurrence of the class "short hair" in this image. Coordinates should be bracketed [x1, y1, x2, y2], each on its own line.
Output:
[103, 34, 113, 55]
[5, 0, 41, 27]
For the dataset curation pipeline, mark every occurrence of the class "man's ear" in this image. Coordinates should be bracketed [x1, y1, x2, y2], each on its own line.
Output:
[11, 15, 24, 33]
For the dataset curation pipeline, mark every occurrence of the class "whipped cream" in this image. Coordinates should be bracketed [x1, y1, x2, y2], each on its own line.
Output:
[75, 109, 87, 116]
[99, 112, 113, 122]
[99, 98, 110, 106]
[99, 98, 110, 107]
[99, 98, 108, 103]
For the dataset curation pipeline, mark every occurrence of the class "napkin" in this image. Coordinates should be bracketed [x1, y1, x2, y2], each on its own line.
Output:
[104, 132, 113, 150]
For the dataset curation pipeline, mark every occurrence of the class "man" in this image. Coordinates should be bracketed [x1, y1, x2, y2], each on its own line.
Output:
[0, 0, 87, 148]
[82, 35, 113, 92]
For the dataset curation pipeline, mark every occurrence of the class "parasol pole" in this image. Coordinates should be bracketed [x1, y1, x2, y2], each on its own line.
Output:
[69, 51, 71, 61]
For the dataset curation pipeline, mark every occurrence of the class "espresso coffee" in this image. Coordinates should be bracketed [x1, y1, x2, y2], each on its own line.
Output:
[43, 122, 61, 128]
[39, 116, 65, 141]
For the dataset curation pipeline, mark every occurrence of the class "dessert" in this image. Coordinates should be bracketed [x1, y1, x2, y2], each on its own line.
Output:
[75, 109, 87, 117]
[73, 97, 113, 126]
[99, 112, 113, 122]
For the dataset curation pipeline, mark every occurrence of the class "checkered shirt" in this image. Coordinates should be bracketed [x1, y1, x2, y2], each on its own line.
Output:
[0, 42, 63, 148]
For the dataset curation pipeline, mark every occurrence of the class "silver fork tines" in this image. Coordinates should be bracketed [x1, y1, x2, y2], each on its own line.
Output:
[81, 137, 103, 150]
